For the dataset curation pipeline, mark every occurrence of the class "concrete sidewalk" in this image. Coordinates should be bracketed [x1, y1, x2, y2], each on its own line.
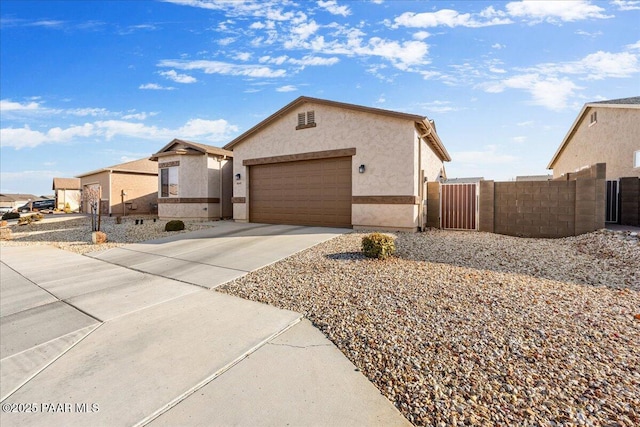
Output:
[1, 224, 410, 426]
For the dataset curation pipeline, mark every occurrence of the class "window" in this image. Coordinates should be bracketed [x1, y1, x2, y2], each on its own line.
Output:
[635, 150, 640, 168]
[589, 111, 597, 126]
[160, 167, 178, 197]
[296, 110, 316, 130]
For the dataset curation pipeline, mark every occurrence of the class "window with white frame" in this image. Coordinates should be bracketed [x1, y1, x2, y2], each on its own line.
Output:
[635, 150, 640, 168]
[160, 167, 179, 197]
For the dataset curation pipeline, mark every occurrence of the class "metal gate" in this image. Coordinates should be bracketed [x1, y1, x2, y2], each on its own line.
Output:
[606, 180, 619, 223]
[441, 183, 478, 230]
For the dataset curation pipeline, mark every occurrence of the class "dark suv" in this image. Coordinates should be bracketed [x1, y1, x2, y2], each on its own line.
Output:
[18, 199, 55, 213]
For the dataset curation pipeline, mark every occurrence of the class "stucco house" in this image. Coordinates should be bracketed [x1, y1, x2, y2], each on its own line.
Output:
[52, 178, 81, 211]
[77, 158, 158, 216]
[150, 139, 233, 220]
[0, 194, 41, 212]
[548, 96, 640, 225]
[223, 96, 451, 231]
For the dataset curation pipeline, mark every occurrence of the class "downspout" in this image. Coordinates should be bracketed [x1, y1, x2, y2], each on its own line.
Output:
[418, 121, 434, 232]
[218, 156, 224, 219]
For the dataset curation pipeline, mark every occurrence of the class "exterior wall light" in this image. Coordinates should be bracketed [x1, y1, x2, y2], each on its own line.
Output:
[235, 173, 241, 180]
[359, 164, 366, 174]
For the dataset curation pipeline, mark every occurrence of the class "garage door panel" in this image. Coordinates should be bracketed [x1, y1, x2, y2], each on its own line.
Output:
[250, 157, 352, 228]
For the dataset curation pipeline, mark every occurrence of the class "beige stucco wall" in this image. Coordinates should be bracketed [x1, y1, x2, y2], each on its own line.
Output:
[55, 189, 81, 211]
[231, 102, 445, 230]
[111, 173, 158, 216]
[552, 106, 640, 180]
[157, 154, 232, 220]
[80, 172, 110, 214]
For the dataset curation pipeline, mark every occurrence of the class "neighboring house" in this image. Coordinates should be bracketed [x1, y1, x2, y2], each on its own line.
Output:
[52, 178, 81, 211]
[0, 193, 41, 211]
[223, 96, 451, 231]
[548, 96, 640, 225]
[150, 139, 233, 220]
[77, 158, 158, 216]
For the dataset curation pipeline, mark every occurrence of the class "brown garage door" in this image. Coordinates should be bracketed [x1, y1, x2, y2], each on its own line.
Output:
[249, 157, 352, 227]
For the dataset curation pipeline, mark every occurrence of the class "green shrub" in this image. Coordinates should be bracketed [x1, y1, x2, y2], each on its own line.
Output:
[2, 212, 20, 220]
[362, 232, 396, 260]
[32, 213, 44, 221]
[18, 216, 31, 225]
[165, 220, 185, 232]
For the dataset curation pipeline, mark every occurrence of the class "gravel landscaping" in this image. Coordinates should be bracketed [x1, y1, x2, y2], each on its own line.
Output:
[221, 230, 640, 426]
[2, 216, 638, 426]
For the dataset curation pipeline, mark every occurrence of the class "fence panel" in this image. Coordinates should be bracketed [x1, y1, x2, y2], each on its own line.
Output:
[441, 183, 478, 230]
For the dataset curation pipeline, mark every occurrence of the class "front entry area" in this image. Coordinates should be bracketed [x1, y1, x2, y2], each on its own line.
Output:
[249, 157, 352, 228]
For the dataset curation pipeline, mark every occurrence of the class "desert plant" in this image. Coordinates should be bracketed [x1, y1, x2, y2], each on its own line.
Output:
[0, 228, 12, 240]
[2, 212, 20, 220]
[18, 216, 31, 225]
[165, 220, 185, 232]
[32, 213, 44, 221]
[64, 202, 71, 213]
[362, 232, 396, 260]
[116, 216, 122, 224]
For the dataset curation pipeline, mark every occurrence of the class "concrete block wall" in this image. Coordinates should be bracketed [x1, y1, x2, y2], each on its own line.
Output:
[478, 163, 606, 238]
[619, 177, 640, 226]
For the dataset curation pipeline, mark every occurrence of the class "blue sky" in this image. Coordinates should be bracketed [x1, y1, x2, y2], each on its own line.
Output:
[1, 0, 639, 196]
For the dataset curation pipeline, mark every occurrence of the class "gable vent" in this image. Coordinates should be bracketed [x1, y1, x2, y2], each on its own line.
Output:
[296, 110, 317, 130]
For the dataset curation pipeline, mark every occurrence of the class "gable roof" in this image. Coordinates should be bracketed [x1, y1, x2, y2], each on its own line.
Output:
[547, 96, 640, 170]
[150, 138, 233, 161]
[76, 157, 158, 178]
[223, 96, 451, 162]
[52, 177, 81, 190]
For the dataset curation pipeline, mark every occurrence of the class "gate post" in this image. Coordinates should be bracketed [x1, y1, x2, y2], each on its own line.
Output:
[426, 182, 440, 228]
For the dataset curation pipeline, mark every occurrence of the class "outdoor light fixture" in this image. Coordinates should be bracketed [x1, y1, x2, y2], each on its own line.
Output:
[359, 164, 366, 173]
[235, 173, 241, 180]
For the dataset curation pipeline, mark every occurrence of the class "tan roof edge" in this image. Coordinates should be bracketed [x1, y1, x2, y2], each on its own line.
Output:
[416, 120, 451, 162]
[223, 96, 431, 150]
[547, 100, 640, 170]
[151, 138, 232, 161]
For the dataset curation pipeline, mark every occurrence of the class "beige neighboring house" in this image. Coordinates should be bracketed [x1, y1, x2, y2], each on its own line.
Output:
[52, 178, 81, 211]
[150, 139, 233, 220]
[548, 96, 640, 226]
[548, 96, 640, 180]
[0, 194, 40, 212]
[77, 158, 158, 216]
[224, 96, 451, 231]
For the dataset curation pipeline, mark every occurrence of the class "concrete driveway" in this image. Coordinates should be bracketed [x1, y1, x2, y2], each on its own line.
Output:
[0, 223, 410, 426]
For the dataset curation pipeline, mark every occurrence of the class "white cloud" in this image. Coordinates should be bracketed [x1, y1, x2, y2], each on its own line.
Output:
[159, 59, 287, 78]
[159, 69, 197, 83]
[492, 43, 506, 49]
[276, 85, 297, 92]
[513, 136, 527, 143]
[317, 1, 351, 17]
[526, 50, 640, 80]
[1, 115, 238, 149]
[139, 83, 175, 90]
[626, 40, 640, 50]
[288, 55, 339, 67]
[505, 0, 612, 23]
[177, 118, 238, 138]
[291, 19, 319, 40]
[393, 7, 511, 29]
[451, 144, 519, 166]
[0, 124, 94, 149]
[413, 31, 430, 41]
[233, 52, 252, 61]
[482, 74, 582, 111]
[611, 0, 640, 11]
[0, 99, 41, 111]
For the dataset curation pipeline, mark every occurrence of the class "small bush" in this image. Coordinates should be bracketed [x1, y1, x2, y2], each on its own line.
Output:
[2, 212, 20, 220]
[0, 228, 12, 240]
[18, 216, 31, 225]
[32, 213, 44, 221]
[362, 232, 396, 260]
[165, 220, 185, 232]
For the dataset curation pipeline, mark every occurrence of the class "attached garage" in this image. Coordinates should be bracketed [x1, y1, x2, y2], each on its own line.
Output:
[225, 96, 451, 232]
[249, 157, 352, 227]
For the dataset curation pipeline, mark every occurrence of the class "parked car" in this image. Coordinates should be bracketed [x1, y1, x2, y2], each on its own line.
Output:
[0, 206, 12, 214]
[17, 199, 55, 213]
